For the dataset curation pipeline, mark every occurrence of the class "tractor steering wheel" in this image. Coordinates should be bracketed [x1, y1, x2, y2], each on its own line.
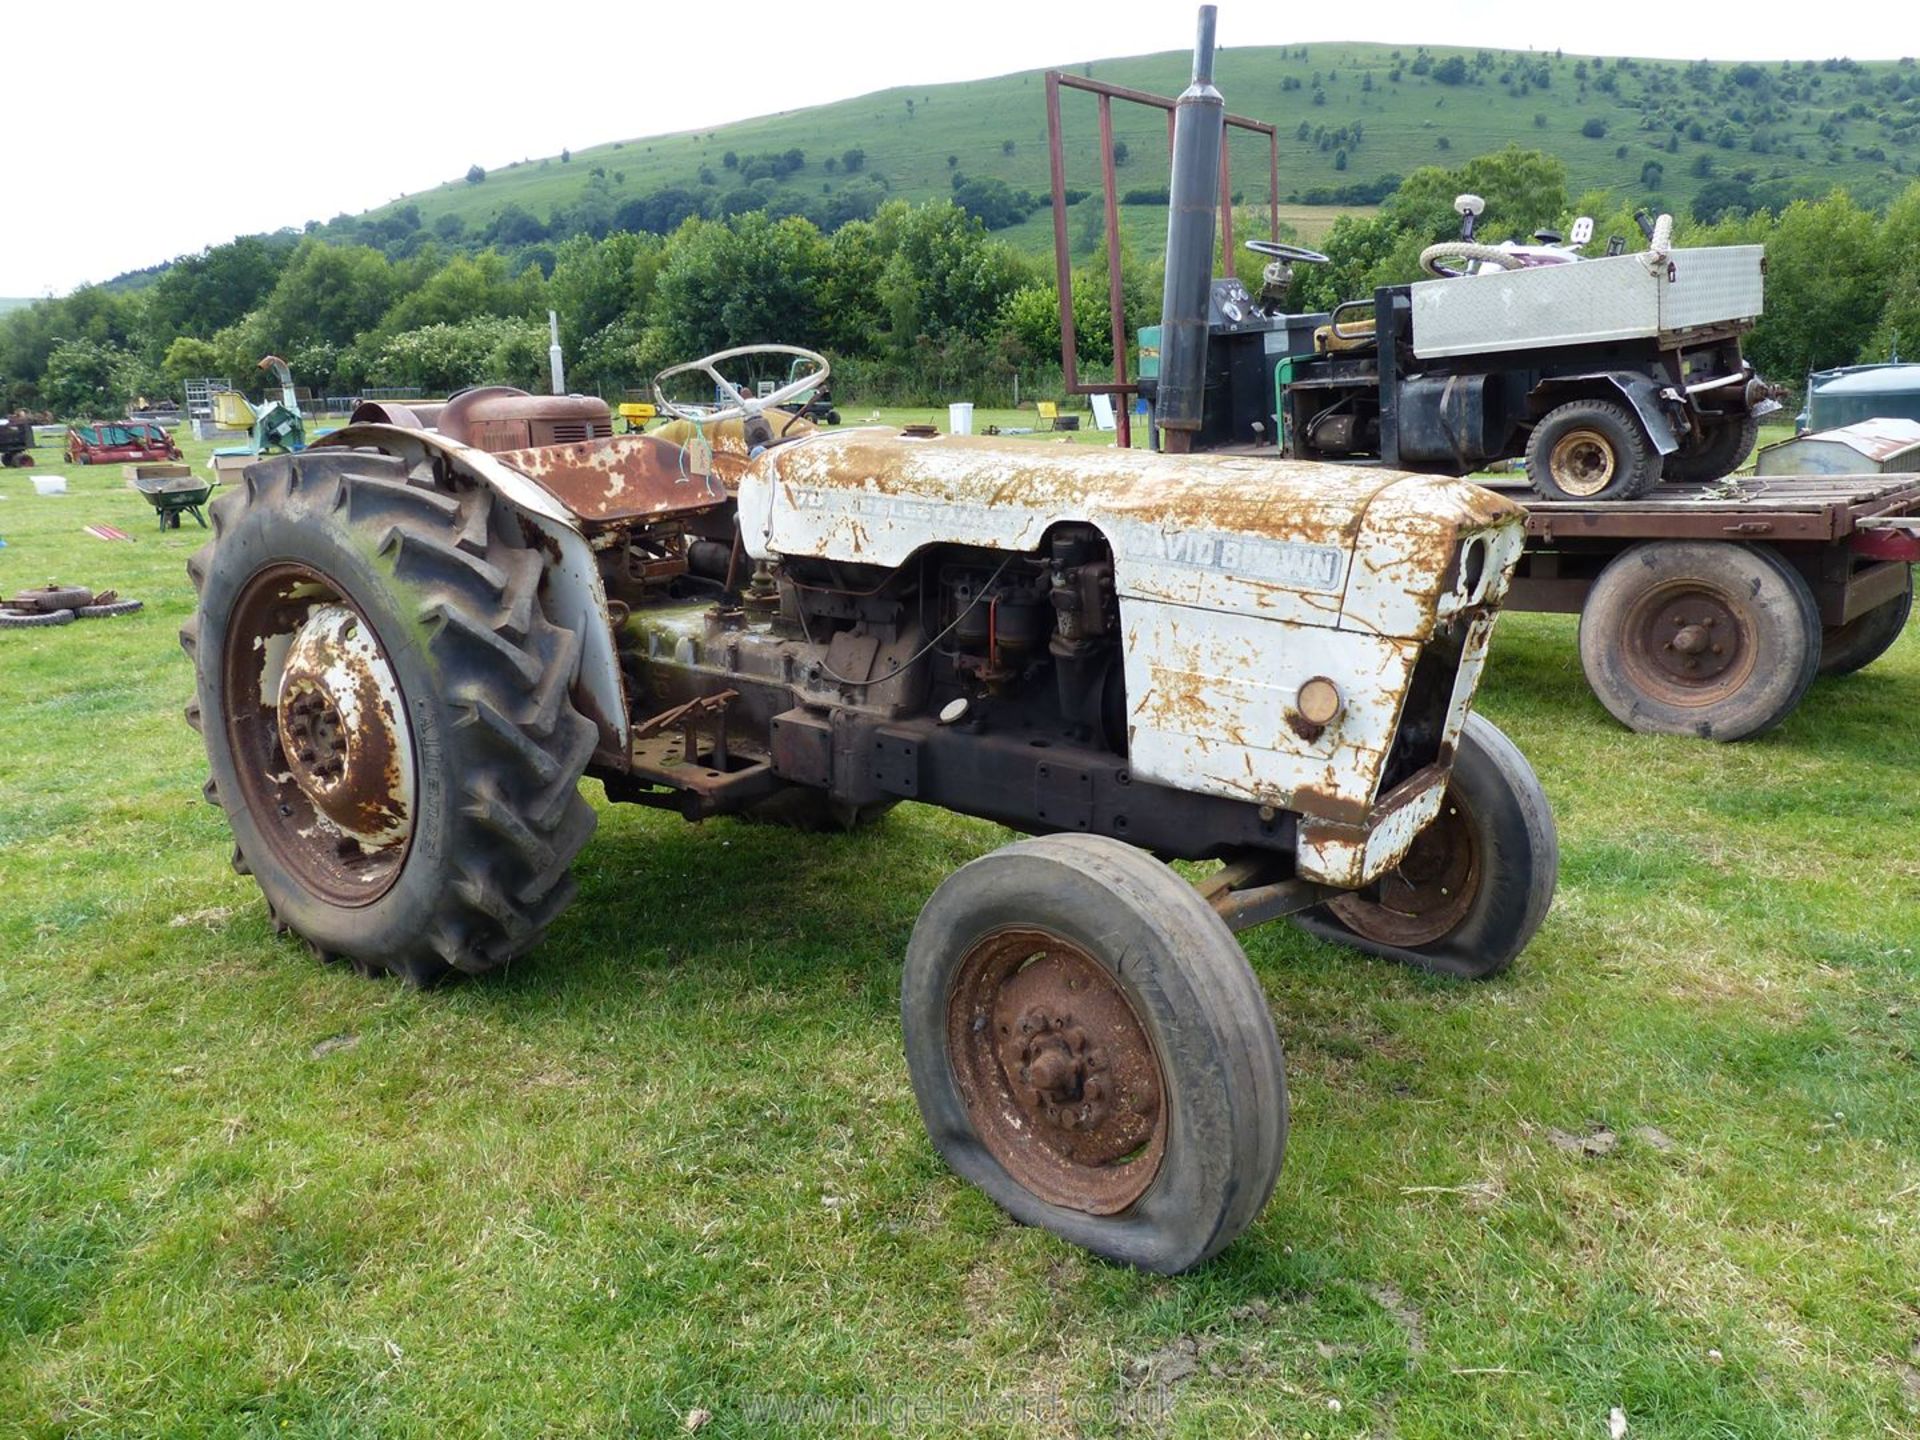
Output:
[1244, 238, 1331, 264]
[651, 344, 831, 425]
[1418, 243, 1527, 278]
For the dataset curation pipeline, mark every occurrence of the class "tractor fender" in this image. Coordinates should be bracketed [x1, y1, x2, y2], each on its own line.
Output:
[1528, 371, 1681, 455]
[310, 423, 631, 760]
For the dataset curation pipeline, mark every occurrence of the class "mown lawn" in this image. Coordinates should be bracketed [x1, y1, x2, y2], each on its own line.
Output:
[1, 428, 1917, 1439]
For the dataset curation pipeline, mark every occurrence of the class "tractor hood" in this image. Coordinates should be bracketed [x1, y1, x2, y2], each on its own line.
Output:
[742, 428, 1524, 640]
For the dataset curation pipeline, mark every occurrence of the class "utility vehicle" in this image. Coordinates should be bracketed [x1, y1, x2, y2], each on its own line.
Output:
[183, 344, 1557, 1273]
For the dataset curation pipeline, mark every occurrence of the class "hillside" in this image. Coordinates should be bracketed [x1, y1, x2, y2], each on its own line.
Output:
[325, 42, 1920, 257]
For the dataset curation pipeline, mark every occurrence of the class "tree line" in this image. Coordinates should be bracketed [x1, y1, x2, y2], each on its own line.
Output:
[4, 147, 1917, 419]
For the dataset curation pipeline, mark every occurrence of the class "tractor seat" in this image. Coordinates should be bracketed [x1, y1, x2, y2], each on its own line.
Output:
[1314, 318, 1377, 354]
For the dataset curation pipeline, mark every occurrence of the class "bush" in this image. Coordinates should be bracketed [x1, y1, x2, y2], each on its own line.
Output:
[465, 165, 486, 185]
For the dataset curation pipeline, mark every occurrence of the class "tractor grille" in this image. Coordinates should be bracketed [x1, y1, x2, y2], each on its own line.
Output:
[546, 420, 615, 444]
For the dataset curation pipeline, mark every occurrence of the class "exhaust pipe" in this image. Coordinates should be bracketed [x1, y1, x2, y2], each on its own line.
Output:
[1155, 5, 1224, 452]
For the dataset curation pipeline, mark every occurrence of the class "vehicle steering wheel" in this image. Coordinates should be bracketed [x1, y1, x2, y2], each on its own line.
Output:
[651, 344, 831, 424]
[1418, 243, 1527, 278]
[1244, 238, 1331, 264]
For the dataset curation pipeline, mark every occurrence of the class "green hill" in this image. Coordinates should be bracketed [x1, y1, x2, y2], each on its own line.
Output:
[331, 42, 1920, 256]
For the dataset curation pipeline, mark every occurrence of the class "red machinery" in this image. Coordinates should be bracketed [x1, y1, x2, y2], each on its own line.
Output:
[65, 422, 182, 465]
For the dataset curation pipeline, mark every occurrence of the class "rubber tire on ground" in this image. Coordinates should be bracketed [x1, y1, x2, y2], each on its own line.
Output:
[77, 599, 144, 619]
[182, 449, 598, 986]
[0, 607, 75, 628]
[1525, 399, 1664, 503]
[1293, 714, 1557, 980]
[1662, 414, 1760, 484]
[1818, 567, 1913, 677]
[12, 585, 91, 611]
[1578, 540, 1820, 741]
[825, 410, 841, 426]
[901, 833, 1287, 1275]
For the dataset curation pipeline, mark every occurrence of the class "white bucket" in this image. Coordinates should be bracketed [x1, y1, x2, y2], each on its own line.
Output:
[30, 474, 67, 496]
[947, 402, 974, 436]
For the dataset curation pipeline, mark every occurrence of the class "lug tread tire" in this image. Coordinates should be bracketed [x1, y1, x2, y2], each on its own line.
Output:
[1663, 413, 1760, 484]
[901, 833, 1287, 1275]
[1817, 568, 1912, 677]
[184, 451, 597, 986]
[1526, 399, 1663, 503]
[1578, 540, 1820, 741]
[0, 607, 76, 628]
[1294, 714, 1557, 980]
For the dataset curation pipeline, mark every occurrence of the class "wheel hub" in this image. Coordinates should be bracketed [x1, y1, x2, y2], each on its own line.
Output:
[1327, 791, 1479, 947]
[947, 928, 1166, 1214]
[275, 604, 414, 849]
[1649, 600, 1739, 683]
[1622, 584, 1753, 703]
[1550, 427, 1617, 497]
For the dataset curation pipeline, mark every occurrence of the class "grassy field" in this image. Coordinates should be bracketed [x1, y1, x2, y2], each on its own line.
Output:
[2, 427, 1919, 1438]
[343, 42, 1920, 262]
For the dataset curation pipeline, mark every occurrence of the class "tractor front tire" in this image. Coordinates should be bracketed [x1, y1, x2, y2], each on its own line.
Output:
[1525, 399, 1663, 503]
[182, 450, 598, 986]
[1294, 715, 1557, 980]
[902, 834, 1288, 1274]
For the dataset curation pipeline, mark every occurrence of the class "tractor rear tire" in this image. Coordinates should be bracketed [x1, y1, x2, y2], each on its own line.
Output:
[182, 449, 598, 986]
[902, 833, 1287, 1274]
[1525, 399, 1663, 503]
[1663, 414, 1760, 484]
[1294, 714, 1557, 980]
[1818, 568, 1913, 677]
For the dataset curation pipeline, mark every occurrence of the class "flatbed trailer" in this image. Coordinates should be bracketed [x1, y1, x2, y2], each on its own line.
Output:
[1483, 472, 1920, 739]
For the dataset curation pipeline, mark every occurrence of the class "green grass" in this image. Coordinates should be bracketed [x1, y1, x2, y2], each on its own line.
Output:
[346, 43, 1920, 260]
[3, 429, 1919, 1438]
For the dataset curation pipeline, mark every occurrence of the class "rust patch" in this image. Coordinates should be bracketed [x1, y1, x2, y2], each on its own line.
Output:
[493, 435, 730, 525]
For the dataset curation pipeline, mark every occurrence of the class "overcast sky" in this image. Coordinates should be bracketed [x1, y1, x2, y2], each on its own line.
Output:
[3, 0, 1887, 296]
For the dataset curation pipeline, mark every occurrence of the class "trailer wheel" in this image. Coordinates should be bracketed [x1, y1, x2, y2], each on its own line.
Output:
[1818, 568, 1913, 677]
[901, 833, 1287, 1274]
[181, 450, 598, 986]
[1525, 400, 1662, 503]
[1663, 414, 1759, 484]
[1295, 715, 1556, 980]
[1579, 541, 1820, 740]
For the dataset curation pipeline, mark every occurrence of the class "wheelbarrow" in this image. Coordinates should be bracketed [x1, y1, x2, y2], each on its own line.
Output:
[126, 465, 214, 530]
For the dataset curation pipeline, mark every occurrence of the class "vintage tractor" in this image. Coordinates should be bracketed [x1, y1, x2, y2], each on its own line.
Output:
[182, 345, 1557, 1273]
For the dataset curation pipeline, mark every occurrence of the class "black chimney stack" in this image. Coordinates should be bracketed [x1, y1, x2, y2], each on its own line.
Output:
[1155, 5, 1223, 453]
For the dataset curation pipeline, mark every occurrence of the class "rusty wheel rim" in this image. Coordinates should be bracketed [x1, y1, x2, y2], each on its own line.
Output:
[945, 927, 1167, 1215]
[221, 563, 417, 907]
[1327, 788, 1479, 947]
[1619, 580, 1754, 706]
[1549, 427, 1618, 497]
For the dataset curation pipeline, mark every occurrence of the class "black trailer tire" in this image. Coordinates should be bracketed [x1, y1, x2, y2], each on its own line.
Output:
[1578, 540, 1820, 740]
[0, 607, 75, 628]
[1525, 399, 1663, 503]
[1818, 568, 1913, 677]
[1294, 714, 1557, 980]
[181, 450, 598, 986]
[901, 833, 1287, 1275]
[1663, 414, 1760, 484]
[76, 600, 144, 619]
[825, 410, 841, 426]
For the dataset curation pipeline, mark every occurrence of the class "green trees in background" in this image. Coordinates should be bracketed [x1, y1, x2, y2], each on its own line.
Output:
[6, 151, 1920, 418]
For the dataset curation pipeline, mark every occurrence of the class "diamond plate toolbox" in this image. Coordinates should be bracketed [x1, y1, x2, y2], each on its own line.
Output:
[1410, 246, 1766, 360]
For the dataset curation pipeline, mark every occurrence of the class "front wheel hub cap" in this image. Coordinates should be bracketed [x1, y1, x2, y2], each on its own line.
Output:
[275, 604, 414, 850]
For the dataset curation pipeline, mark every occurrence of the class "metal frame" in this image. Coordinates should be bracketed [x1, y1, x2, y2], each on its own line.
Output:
[1044, 70, 1281, 449]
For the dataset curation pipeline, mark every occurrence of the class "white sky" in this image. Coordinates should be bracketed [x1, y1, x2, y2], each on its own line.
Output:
[2, 0, 1888, 296]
